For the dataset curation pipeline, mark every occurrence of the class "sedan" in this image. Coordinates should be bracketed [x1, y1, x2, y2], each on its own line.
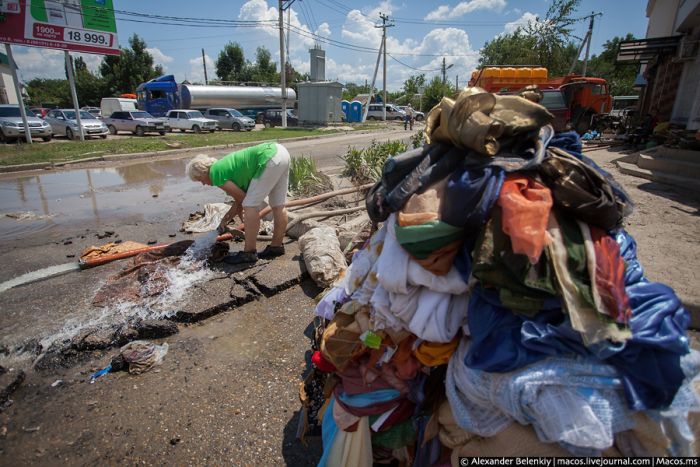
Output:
[45, 109, 109, 140]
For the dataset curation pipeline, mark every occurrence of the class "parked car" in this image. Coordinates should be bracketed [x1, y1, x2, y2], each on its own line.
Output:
[81, 106, 102, 118]
[0, 105, 53, 142]
[164, 110, 218, 133]
[365, 103, 405, 121]
[29, 107, 51, 119]
[203, 108, 256, 131]
[45, 109, 109, 140]
[397, 106, 425, 121]
[540, 89, 571, 132]
[102, 111, 168, 136]
[263, 109, 299, 128]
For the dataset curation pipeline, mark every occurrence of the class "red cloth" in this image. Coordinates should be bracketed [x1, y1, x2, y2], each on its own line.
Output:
[312, 350, 337, 372]
[497, 174, 553, 264]
[590, 226, 632, 323]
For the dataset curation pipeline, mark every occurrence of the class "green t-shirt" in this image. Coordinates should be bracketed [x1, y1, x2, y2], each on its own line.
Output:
[209, 142, 277, 191]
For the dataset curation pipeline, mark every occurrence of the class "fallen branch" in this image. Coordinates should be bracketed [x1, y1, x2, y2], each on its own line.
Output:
[286, 206, 366, 232]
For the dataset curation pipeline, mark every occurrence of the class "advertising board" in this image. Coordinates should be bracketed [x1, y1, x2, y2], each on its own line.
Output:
[0, 0, 119, 55]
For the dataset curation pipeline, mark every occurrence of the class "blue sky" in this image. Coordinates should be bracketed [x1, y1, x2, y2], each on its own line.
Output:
[12, 0, 650, 91]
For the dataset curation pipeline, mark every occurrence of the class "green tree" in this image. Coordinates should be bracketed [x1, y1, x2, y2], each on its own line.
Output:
[587, 34, 638, 96]
[26, 78, 71, 107]
[72, 57, 104, 106]
[248, 46, 278, 83]
[342, 82, 370, 101]
[423, 75, 455, 111]
[215, 42, 246, 81]
[479, 0, 581, 76]
[99, 34, 162, 96]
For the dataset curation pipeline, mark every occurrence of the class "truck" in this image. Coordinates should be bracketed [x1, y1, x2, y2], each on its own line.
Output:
[468, 66, 612, 134]
[135, 75, 297, 121]
[102, 110, 169, 136]
[100, 98, 138, 119]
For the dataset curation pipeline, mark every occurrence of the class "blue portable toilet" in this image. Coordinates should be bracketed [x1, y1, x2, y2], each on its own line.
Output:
[341, 100, 350, 121]
[349, 100, 363, 122]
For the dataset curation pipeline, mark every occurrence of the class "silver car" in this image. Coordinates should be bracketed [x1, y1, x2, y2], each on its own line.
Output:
[46, 109, 109, 140]
[203, 108, 256, 131]
[0, 105, 53, 143]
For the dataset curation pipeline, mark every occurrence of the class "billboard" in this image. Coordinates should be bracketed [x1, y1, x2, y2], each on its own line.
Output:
[0, 0, 120, 55]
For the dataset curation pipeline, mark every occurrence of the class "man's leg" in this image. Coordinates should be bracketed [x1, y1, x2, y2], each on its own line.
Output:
[243, 206, 260, 252]
[270, 206, 288, 247]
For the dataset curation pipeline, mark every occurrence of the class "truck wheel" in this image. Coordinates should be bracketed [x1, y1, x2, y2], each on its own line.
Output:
[368, 116, 376, 121]
[415, 115, 424, 121]
[264, 122, 271, 128]
[179, 129, 186, 132]
[159, 131, 166, 136]
[42, 135, 52, 142]
[108, 125, 117, 135]
[232, 122, 241, 132]
[192, 125, 202, 134]
[135, 126, 145, 137]
[66, 128, 75, 140]
[100, 135, 107, 139]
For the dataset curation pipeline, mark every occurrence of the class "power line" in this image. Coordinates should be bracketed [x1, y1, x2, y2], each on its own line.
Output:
[388, 54, 442, 72]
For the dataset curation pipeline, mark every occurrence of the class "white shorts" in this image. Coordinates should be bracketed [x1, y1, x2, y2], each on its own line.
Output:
[242, 143, 291, 208]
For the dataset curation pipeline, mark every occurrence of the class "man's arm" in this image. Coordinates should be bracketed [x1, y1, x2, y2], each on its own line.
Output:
[218, 181, 246, 230]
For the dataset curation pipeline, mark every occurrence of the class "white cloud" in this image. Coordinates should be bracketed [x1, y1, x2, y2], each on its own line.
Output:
[185, 54, 215, 84]
[504, 12, 538, 34]
[146, 47, 174, 71]
[11, 46, 103, 81]
[425, 0, 507, 20]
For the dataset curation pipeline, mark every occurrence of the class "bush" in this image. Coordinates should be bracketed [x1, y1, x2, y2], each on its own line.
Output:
[288, 155, 332, 196]
[410, 130, 426, 149]
[342, 139, 407, 184]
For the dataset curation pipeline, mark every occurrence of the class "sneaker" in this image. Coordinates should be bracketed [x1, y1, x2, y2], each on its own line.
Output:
[258, 245, 285, 259]
[223, 251, 258, 265]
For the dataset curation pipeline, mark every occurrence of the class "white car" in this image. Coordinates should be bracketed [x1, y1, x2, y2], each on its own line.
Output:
[164, 110, 218, 133]
[45, 109, 109, 140]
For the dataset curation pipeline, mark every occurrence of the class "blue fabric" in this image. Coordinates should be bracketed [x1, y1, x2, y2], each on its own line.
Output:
[441, 165, 504, 228]
[549, 131, 582, 155]
[337, 388, 401, 408]
[465, 286, 563, 372]
[318, 397, 338, 467]
[614, 229, 646, 285]
[454, 235, 477, 283]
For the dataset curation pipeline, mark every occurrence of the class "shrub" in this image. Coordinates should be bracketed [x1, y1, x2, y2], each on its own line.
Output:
[288, 155, 332, 196]
[342, 139, 407, 184]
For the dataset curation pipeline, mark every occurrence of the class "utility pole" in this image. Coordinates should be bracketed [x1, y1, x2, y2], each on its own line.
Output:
[201, 49, 208, 85]
[569, 12, 602, 76]
[455, 75, 459, 91]
[376, 13, 394, 121]
[441, 57, 453, 86]
[278, 1, 296, 128]
[362, 39, 384, 122]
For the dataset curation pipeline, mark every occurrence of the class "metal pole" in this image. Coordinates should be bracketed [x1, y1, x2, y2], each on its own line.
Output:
[279, 0, 287, 128]
[4, 44, 32, 144]
[581, 12, 596, 77]
[455, 75, 459, 91]
[202, 49, 208, 84]
[64, 51, 84, 141]
[442, 57, 446, 84]
[362, 40, 384, 122]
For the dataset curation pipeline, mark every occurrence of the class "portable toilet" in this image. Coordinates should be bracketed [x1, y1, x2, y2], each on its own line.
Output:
[341, 100, 350, 121]
[350, 101, 363, 122]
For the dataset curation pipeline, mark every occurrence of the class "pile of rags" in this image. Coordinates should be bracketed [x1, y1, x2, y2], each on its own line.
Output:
[302, 87, 700, 466]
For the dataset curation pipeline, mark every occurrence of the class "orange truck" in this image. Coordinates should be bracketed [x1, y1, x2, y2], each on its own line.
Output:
[468, 66, 612, 134]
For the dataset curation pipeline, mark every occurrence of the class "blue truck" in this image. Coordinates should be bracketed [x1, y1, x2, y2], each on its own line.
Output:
[135, 75, 297, 121]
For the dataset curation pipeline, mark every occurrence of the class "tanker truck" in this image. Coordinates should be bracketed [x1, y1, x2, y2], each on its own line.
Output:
[468, 66, 612, 134]
[135, 75, 297, 121]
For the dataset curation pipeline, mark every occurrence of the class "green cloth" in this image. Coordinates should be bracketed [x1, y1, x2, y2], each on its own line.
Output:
[209, 142, 277, 191]
[472, 207, 557, 315]
[394, 220, 463, 259]
[369, 418, 416, 449]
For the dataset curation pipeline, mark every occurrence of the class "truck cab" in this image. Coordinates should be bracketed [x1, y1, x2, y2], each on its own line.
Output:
[136, 75, 179, 118]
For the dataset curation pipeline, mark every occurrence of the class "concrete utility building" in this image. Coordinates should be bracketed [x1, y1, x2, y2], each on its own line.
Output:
[618, 0, 700, 130]
[297, 46, 343, 125]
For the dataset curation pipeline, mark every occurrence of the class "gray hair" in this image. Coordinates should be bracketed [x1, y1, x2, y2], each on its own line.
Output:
[186, 154, 217, 181]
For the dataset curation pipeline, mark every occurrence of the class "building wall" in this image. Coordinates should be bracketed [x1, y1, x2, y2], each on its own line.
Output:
[0, 66, 18, 105]
[646, 0, 681, 37]
[671, 27, 700, 128]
